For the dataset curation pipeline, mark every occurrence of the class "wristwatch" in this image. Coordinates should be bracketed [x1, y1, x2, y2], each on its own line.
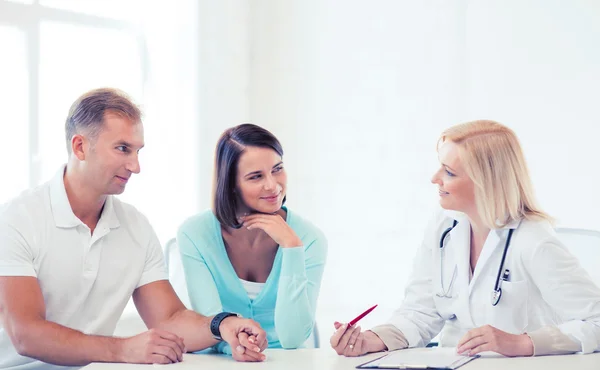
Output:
[210, 312, 240, 341]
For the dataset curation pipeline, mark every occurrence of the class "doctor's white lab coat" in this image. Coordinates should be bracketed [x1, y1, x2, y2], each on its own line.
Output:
[373, 208, 600, 355]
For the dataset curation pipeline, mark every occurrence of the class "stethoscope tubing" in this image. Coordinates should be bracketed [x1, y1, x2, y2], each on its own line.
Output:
[439, 220, 514, 305]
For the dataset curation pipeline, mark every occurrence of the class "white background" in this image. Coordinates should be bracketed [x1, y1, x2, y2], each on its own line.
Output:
[1, 0, 599, 340]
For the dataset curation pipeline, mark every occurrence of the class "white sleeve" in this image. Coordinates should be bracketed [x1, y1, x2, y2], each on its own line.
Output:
[527, 326, 582, 355]
[383, 212, 446, 347]
[0, 209, 37, 277]
[525, 238, 600, 354]
[137, 223, 168, 288]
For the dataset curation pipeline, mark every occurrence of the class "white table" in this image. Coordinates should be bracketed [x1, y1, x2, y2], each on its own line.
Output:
[83, 348, 600, 370]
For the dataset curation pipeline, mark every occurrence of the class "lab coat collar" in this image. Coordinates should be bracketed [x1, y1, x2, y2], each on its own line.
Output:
[445, 214, 476, 328]
[469, 218, 522, 295]
[442, 210, 522, 230]
[496, 218, 522, 231]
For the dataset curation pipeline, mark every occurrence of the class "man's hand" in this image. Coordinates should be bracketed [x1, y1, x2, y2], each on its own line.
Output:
[219, 317, 267, 362]
[119, 328, 185, 364]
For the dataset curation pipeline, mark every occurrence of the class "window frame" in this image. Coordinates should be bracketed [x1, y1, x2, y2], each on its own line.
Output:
[0, 0, 148, 187]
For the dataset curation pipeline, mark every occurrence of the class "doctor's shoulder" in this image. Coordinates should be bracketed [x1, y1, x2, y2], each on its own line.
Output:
[511, 217, 563, 257]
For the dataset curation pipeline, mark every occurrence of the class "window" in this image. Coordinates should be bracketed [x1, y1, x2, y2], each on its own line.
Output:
[0, 25, 29, 204]
[38, 0, 140, 20]
[0, 1, 200, 243]
[0, 0, 146, 189]
[1, 0, 201, 331]
[38, 21, 144, 180]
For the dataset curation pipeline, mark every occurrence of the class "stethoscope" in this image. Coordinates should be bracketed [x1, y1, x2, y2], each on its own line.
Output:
[436, 220, 515, 306]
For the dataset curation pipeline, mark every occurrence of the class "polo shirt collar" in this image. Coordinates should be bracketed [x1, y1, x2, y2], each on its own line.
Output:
[99, 195, 120, 230]
[50, 165, 120, 230]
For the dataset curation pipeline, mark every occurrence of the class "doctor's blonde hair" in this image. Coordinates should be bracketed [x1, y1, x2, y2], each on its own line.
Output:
[439, 120, 552, 229]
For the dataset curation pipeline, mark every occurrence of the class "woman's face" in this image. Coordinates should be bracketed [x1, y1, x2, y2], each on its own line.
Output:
[235, 146, 287, 214]
[431, 140, 476, 214]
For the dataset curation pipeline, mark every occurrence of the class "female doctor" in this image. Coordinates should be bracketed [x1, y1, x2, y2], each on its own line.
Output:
[330, 120, 600, 357]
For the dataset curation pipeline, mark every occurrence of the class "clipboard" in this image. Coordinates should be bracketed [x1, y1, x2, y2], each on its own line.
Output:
[356, 348, 479, 369]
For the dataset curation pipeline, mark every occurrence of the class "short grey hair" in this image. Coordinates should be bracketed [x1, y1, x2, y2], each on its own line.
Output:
[64, 88, 142, 154]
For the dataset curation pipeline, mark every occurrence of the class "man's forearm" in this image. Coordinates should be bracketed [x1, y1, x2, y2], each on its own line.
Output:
[14, 319, 123, 366]
[153, 309, 219, 352]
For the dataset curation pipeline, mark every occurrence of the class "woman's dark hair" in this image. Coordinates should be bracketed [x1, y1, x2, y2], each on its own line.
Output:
[213, 123, 285, 228]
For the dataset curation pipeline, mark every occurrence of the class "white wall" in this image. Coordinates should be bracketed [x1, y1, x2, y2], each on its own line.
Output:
[115, 0, 254, 335]
[465, 0, 600, 230]
[245, 0, 600, 335]
[6, 0, 598, 343]
[124, 0, 256, 239]
[120, 0, 202, 243]
[194, 0, 253, 210]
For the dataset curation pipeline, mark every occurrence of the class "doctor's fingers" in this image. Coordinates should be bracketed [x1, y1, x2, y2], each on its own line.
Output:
[343, 330, 365, 357]
[341, 326, 361, 356]
[355, 335, 367, 356]
[330, 323, 349, 348]
[457, 334, 488, 354]
[467, 341, 497, 356]
[457, 325, 490, 348]
[335, 326, 362, 354]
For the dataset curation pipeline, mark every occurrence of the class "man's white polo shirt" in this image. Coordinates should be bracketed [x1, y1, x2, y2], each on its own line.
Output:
[0, 167, 168, 370]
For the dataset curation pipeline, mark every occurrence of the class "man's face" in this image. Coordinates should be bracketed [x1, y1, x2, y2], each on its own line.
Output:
[83, 113, 144, 195]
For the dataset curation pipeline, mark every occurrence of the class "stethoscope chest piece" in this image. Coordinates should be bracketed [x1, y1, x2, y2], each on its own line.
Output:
[491, 288, 502, 306]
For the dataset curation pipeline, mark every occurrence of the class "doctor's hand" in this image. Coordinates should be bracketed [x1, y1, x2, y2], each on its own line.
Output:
[330, 322, 386, 357]
[241, 214, 302, 248]
[457, 325, 534, 357]
[220, 317, 268, 362]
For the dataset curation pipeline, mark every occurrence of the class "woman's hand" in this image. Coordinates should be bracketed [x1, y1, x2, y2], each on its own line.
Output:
[330, 322, 386, 357]
[457, 325, 534, 357]
[241, 214, 302, 248]
[219, 316, 268, 362]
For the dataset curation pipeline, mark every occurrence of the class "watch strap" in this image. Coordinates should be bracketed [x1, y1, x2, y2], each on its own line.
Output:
[210, 312, 240, 340]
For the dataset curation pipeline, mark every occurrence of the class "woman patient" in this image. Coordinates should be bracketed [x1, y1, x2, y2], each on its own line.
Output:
[178, 123, 328, 356]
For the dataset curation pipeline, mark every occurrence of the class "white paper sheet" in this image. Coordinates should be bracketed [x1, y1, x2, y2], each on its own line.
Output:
[360, 347, 478, 369]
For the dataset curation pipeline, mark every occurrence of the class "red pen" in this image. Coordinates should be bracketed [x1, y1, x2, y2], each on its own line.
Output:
[348, 304, 378, 327]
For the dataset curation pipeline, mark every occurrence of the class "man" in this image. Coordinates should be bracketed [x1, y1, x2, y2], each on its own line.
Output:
[0, 88, 267, 369]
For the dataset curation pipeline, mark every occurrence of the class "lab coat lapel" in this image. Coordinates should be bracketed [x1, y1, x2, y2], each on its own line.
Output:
[468, 219, 522, 295]
[468, 230, 501, 295]
[447, 216, 476, 328]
